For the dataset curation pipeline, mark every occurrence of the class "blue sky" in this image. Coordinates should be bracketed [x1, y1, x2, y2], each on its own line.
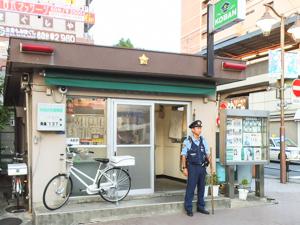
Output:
[90, 0, 181, 53]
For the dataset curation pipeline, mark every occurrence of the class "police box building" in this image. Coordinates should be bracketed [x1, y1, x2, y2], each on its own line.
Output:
[3, 37, 245, 221]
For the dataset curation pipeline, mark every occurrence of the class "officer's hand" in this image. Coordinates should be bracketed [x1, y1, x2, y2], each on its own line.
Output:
[183, 168, 188, 177]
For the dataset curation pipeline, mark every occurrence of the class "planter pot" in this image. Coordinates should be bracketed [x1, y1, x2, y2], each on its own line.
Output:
[204, 185, 209, 197]
[238, 189, 249, 200]
[212, 185, 219, 197]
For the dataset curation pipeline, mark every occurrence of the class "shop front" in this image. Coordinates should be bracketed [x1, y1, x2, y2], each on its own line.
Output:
[3, 38, 245, 211]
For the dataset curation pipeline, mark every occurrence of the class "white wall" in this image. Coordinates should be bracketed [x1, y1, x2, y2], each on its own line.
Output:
[155, 105, 164, 175]
[31, 75, 67, 207]
[29, 74, 217, 206]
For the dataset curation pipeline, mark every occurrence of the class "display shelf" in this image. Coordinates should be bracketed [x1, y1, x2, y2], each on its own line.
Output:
[220, 109, 270, 165]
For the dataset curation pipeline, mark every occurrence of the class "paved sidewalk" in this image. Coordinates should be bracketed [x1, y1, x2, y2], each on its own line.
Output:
[90, 178, 300, 225]
[1, 177, 299, 225]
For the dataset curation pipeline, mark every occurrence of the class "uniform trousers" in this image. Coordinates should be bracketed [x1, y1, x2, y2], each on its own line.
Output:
[184, 164, 206, 212]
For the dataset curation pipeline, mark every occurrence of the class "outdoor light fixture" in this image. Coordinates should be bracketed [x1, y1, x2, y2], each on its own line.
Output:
[287, 15, 300, 42]
[20, 43, 54, 54]
[255, 3, 300, 184]
[257, 4, 300, 184]
[256, 10, 277, 36]
[222, 62, 247, 71]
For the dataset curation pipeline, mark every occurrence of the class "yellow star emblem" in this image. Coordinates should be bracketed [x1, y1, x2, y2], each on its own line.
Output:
[139, 54, 149, 65]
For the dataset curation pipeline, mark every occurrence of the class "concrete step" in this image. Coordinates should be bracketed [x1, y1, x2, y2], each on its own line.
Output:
[34, 193, 230, 225]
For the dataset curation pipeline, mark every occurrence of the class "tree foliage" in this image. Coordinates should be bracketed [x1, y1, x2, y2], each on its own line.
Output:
[115, 38, 134, 48]
[0, 78, 11, 130]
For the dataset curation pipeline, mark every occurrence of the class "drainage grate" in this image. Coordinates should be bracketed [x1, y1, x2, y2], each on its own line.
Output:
[0, 218, 22, 225]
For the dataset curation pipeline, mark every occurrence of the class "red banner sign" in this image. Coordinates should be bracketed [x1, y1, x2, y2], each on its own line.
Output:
[0, 0, 85, 21]
[0, 25, 76, 43]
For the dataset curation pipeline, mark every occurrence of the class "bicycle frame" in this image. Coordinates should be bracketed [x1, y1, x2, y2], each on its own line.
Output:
[67, 162, 115, 193]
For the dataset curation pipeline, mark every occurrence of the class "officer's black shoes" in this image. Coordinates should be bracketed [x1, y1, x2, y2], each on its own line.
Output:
[197, 208, 210, 215]
[186, 211, 193, 217]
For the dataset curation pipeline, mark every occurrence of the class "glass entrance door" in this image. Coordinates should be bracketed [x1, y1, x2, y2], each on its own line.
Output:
[112, 100, 154, 194]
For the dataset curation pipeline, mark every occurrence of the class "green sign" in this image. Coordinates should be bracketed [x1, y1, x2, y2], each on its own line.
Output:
[213, 0, 245, 31]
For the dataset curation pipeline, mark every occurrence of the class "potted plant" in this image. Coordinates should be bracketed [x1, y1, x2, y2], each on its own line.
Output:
[238, 178, 250, 200]
[210, 173, 219, 197]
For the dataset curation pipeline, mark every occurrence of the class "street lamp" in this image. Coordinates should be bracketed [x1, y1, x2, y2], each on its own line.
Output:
[256, 4, 300, 183]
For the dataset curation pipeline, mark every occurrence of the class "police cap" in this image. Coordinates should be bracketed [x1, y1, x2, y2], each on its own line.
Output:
[189, 120, 202, 128]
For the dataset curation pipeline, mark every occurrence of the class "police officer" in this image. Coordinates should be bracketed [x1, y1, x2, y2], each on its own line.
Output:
[181, 120, 210, 217]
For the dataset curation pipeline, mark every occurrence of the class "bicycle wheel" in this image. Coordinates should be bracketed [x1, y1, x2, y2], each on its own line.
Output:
[43, 174, 72, 210]
[98, 167, 131, 202]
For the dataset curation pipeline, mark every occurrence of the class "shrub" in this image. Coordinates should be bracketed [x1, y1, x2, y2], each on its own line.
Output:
[206, 173, 219, 185]
[240, 178, 249, 189]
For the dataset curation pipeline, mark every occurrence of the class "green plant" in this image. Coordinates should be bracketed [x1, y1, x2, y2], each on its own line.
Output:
[0, 78, 11, 130]
[205, 175, 210, 185]
[207, 173, 219, 185]
[240, 178, 249, 189]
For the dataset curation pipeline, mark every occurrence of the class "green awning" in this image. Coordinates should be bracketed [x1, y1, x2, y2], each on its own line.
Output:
[44, 70, 216, 96]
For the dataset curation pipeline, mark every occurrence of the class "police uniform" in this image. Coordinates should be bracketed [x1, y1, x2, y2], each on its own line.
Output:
[181, 120, 210, 216]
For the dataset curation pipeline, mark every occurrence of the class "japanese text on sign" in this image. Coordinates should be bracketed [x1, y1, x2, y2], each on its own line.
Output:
[0, 0, 85, 21]
[0, 25, 76, 43]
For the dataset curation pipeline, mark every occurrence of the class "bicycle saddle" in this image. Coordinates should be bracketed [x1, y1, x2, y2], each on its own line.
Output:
[94, 158, 109, 164]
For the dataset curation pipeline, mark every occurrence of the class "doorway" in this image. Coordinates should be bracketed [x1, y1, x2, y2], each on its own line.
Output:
[111, 99, 154, 195]
[154, 103, 189, 192]
[110, 99, 190, 195]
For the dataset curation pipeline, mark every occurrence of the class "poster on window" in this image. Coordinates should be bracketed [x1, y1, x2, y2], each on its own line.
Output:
[243, 133, 262, 146]
[242, 147, 254, 161]
[226, 118, 243, 148]
[226, 118, 243, 162]
[243, 118, 262, 133]
[221, 109, 269, 165]
[254, 147, 262, 160]
[227, 147, 242, 161]
[233, 147, 242, 161]
[66, 97, 106, 146]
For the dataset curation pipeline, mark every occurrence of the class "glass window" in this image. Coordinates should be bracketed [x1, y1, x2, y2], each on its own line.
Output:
[117, 104, 150, 145]
[66, 97, 106, 146]
[273, 138, 297, 148]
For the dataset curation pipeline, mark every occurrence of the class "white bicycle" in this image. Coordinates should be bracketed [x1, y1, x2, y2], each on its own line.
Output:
[42, 147, 131, 210]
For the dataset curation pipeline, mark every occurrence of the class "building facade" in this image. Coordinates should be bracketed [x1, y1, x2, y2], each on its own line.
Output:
[181, 0, 300, 148]
[0, 0, 95, 67]
[0, 1, 95, 169]
[181, 0, 300, 56]
[4, 38, 245, 214]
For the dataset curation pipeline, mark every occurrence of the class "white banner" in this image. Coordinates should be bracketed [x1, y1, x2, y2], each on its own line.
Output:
[268, 50, 300, 79]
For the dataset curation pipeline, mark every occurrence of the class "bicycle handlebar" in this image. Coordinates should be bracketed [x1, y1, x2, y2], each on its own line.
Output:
[65, 146, 95, 158]
[13, 152, 26, 162]
[13, 157, 23, 161]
